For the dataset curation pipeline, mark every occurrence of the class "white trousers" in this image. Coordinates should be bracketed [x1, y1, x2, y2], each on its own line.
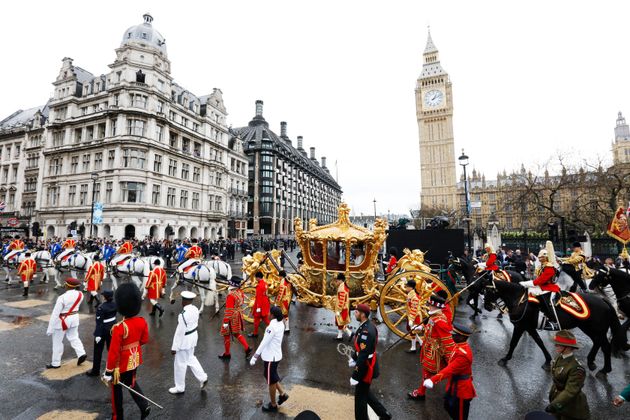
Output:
[51, 327, 86, 366]
[173, 347, 207, 391]
[178, 259, 198, 273]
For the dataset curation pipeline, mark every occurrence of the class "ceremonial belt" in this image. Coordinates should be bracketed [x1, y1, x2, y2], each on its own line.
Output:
[185, 327, 198, 335]
[59, 292, 83, 331]
[60, 311, 78, 317]
[448, 374, 471, 398]
[122, 341, 140, 351]
[103, 317, 116, 323]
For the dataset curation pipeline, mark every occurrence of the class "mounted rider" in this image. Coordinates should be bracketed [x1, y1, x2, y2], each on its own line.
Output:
[558, 241, 592, 292]
[178, 238, 203, 274]
[482, 243, 499, 271]
[5, 235, 25, 263]
[57, 234, 77, 263]
[110, 240, 134, 266]
[521, 241, 562, 330]
[100, 241, 116, 263]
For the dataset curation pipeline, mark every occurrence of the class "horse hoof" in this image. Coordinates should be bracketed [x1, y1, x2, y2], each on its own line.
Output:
[588, 362, 597, 371]
[596, 370, 608, 378]
[170, 300, 175, 305]
[541, 362, 551, 371]
[497, 359, 508, 367]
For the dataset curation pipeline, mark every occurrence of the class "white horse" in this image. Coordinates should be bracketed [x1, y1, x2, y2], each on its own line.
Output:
[109, 255, 164, 291]
[169, 262, 218, 314]
[208, 258, 232, 282]
[3, 252, 27, 283]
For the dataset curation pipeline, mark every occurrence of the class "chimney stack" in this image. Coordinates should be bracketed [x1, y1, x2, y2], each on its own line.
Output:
[321, 156, 327, 168]
[310, 147, 316, 160]
[297, 136, 303, 149]
[280, 121, 287, 137]
[255, 100, 263, 117]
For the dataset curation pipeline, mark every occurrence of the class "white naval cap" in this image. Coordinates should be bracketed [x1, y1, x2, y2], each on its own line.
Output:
[181, 291, 197, 300]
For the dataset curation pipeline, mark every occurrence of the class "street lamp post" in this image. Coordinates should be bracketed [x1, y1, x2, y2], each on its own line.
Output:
[458, 149, 471, 250]
[89, 172, 99, 238]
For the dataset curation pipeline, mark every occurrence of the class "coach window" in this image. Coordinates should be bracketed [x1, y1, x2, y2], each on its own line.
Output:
[326, 241, 346, 271]
[350, 242, 366, 267]
[309, 240, 323, 264]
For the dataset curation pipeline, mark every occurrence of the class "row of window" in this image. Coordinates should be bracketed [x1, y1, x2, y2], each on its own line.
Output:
[0, 143, 20, 161]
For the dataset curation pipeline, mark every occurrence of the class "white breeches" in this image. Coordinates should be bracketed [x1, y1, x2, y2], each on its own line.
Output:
[173, 347, 207, 391]
[178, 259, 198, 273]
[57, 249, 74, 261]
[51, 327, 85, 366]
[527, 286, 544, 296]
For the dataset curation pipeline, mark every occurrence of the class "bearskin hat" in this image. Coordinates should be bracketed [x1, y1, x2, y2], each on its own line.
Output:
[115, 283, 142, 318]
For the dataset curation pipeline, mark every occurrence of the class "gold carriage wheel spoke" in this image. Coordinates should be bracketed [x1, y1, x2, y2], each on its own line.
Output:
[384, 306, 405, 315]
[383, 296, 406, 305]
[392, 313, 407, 327]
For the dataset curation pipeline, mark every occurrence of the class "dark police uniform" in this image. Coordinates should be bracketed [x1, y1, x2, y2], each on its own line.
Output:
[86, 295, 117, 375]
[352, 319, 390, 420]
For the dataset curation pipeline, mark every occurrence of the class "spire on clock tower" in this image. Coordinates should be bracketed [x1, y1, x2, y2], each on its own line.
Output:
[420, 28, 446, 79]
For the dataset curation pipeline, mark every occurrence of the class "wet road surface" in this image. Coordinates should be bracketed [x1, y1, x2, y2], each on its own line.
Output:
[1, 256, 629, 419]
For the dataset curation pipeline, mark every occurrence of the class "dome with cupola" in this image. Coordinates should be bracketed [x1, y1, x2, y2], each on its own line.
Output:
[121, 13, 167, 55]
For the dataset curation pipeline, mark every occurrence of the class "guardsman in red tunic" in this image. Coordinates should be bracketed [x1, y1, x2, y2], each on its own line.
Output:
[521, 242, 561, 329]
[385, 248, 398, 276]
[144, 259, 166, 317]
[102, 283, 151, 420]
[349, 304, 391, 420]
[17, 251, 37, 297]
[5, 235, 25, 264]
[117, 240, 133, 255]
[334, 272, 351, 340]
[56, 234, 77, 262]
[408, 294, 456, 400]
[178, 238, 203, 274]
[249, 271, 271, 337]
[405, 279, 422, 353]
[274, 270, 293, 333]
[218, 276, 252, 361]
[424, 323, 476, 420]
[483, 243, 499, 271]
[85, 255, 105, 306]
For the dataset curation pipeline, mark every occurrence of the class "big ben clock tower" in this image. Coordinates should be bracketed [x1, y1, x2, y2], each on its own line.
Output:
[416, 30, 457, 211]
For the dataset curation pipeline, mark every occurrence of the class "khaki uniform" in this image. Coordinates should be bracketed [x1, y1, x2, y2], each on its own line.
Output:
[549, 354, 590, 419]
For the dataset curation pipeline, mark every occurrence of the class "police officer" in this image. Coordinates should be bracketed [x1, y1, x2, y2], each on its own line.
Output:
[85, 289, 117, 377]
[546, 330, 590, 419]
[349, 303, 391, 420]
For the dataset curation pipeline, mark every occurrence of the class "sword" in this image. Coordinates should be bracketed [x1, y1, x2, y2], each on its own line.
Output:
[101, 377, 163, 409]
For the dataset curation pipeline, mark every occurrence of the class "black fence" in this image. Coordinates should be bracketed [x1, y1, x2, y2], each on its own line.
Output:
[500, 236, 622, 259]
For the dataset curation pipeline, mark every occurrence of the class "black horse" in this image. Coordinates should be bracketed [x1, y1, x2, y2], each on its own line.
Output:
[449, 256, 527, 320]
[590, 266, 630, 335]
[478, 276, 627, 376]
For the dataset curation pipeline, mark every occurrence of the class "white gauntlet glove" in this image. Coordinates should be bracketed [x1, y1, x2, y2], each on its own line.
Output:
[95, 337, 102, 344]
[350, 378, 358, 386]
[521, 281, 534, 288]
[348, 359, 356, 368]
[423, 379, 434, 389]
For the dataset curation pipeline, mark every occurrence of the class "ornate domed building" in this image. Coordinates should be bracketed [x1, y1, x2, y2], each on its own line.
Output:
[0, 14, 248, 240]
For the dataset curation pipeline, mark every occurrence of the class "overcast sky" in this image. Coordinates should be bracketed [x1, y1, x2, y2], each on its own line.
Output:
[2, 1, 630, 216]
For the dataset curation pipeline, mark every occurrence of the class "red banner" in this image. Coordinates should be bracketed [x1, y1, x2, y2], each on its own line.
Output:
[607, 207, 630, 244]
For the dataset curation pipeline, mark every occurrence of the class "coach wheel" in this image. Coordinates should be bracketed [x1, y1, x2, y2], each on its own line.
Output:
[240, 285, 256, 323]
[378, 270, 455, 340]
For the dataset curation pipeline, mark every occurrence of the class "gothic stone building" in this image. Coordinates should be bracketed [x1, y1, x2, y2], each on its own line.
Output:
[233, 101, 342, 237]
[0, 14, 248, 240]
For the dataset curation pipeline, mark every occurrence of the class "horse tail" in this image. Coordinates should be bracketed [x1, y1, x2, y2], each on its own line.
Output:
[604, 298, 628, 352]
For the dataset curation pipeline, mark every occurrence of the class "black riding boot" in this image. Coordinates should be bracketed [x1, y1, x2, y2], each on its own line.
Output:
[93, 296, 101, 307]
[149, 305, 156, 316]
[23, 287, 29, 297]
[155, 303, 165, 317]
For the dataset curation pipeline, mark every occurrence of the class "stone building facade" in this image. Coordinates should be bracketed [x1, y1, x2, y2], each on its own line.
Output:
[233, 101, 342, 237]
[0, 14, 248, 240]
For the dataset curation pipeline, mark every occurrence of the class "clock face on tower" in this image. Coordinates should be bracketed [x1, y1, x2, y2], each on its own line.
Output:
[424, 90, 444, 107]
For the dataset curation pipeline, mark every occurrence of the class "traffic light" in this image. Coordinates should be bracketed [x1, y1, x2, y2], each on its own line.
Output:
[31, 222, 42, 237]
[547, 222, 559, 242]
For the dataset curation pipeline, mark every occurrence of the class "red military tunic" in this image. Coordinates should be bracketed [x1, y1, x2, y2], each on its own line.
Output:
[485, 253, 499, 271]
[117, 241, 133, 254]
[274, 278, 293, 316]
[145, 267, 166, 300]
[430, 342, 476, 400]
[106, 316, 149, 374]
[221, 289, 245, 336]
[386, 256, 398, 274]
[62, 238, 76, 249]
[185, 245, 203, 259]
[533, 264, 560, 293]
[17, 258, 36, 283]
[335, 282, 351, 327]
[421, 311, 456, 373]
[252, 278, 270, 317]
[407, 289, 421, 325]
[9, 239, 25, 250]
[85, 261, 105, 292]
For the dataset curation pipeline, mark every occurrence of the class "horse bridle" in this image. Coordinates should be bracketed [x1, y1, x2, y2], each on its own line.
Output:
[483, 277, 530, 322]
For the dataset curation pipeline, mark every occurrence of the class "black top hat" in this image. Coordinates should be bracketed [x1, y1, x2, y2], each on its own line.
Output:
[572, 241, 582, 248]
[452, 323, 473, 337]
[428, 294, 446, 308]
[229, 275, 242, 287]
[405, 279, 416, 288]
